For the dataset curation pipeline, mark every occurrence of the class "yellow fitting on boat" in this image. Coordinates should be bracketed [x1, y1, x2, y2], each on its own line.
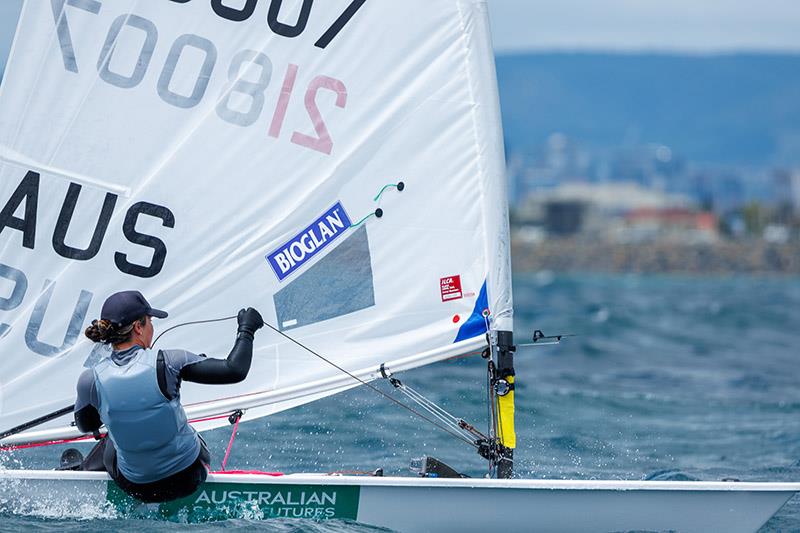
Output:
[497, 376, 516, 449]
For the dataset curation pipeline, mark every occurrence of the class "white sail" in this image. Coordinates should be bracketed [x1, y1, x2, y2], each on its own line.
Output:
[0, 0, 511, 442]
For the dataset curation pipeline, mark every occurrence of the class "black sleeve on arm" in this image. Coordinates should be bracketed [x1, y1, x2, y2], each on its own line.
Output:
[75, 405, 102, 434]
[180, 332, 254, 385]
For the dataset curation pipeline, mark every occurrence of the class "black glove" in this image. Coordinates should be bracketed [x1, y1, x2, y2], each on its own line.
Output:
[237, 307, 264, 339]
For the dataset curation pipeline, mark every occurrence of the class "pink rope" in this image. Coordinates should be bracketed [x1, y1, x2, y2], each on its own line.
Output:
[211, 470, 284, 476]
[0, 412, 247, 454]
[4, 411, 284, 476]
[189, 413, 232, 424]
[220, 414, 241, 471]
[1, 412, 235, 453]
[0, 435, 95, 452]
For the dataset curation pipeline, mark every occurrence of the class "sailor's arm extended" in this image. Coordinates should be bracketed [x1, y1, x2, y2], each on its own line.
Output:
[74, 369, 102, 433]
[181, 308, 264, 385]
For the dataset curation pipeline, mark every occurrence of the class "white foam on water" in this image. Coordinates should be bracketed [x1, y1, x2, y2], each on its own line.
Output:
[0, 466, 118, 520]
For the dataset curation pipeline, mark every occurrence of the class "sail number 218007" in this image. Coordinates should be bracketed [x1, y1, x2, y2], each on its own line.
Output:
[50, 0, 365, 155]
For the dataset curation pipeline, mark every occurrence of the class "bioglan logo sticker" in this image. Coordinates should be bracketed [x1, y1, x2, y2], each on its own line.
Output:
[440, 275, 463, 302]
[267, 203, 352, 281]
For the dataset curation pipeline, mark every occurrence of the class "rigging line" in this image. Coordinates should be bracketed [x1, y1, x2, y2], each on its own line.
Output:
[484, 315, 501, 443]
[397, 384, 462, 426]
[392, 386, 476, 442]
[4, 316, 480, 450]
[259, 321, 480, 449]
[394, 382, 488, 440]
[396, 393, 471, 439]
[487, 370, 494, 478]
[404, 403, 475, 444]
[154, 315, 480, 449]
[489, 364, 499, 440]
[485, 362, 493, 440]
[483, 314, 498, 476]
[151, 315, 238, 348]
[483, 315, 495, 443]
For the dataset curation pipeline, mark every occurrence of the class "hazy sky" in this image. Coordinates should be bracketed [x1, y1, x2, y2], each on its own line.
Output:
[490, 0, 800, 52]
[1, 0, 799, 65]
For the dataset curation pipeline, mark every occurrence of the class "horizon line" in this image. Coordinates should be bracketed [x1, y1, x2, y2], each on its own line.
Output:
[493, 47, 800, 57]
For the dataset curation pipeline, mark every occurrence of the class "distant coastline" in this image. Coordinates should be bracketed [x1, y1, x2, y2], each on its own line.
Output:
[512, 238, 800, 275]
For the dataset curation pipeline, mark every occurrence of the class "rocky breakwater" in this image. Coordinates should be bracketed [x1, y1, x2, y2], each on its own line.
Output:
[512, 238, 800, 275]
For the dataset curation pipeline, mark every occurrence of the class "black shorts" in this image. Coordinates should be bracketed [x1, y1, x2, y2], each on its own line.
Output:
[100, 437, 211, 504]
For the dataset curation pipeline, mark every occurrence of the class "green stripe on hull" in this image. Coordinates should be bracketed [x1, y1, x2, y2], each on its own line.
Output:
[107, 481, 360, 522]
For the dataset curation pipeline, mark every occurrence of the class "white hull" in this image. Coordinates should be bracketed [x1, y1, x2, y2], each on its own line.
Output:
[0, 470, 797, 532]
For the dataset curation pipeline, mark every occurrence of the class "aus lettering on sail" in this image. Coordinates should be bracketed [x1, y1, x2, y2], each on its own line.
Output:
[267, 203, 352, 281]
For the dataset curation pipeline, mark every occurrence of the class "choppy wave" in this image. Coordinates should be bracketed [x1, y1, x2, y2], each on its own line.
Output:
[2, 274, 798, 532]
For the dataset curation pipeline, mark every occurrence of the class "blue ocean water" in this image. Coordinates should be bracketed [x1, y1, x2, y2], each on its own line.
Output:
[1, 274, 799, 532]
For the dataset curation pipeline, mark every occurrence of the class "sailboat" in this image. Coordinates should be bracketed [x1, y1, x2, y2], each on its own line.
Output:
[0, 1, 797, 531]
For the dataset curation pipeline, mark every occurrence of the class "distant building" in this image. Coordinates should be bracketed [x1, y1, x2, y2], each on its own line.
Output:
[512, 181, 699, 241]
[505, 134, 781, 214]
[792, 171, 800, 214]
[544, 201, 585, 236]
[506, 133, 594, 206]
[622, 208, 719, 244]
[763, 224, 790, 244]
[538, 182, 692, 212]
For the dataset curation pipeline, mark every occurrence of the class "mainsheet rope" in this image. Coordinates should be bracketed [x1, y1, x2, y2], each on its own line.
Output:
[155, 315, 481, 450]
[2, 316, 484, 455]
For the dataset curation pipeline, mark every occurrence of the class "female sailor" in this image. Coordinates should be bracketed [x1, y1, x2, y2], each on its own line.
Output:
[72, 290, 264, 502]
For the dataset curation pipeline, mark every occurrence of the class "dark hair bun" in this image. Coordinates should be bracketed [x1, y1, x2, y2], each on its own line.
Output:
[85, 317, 143, 345]
[85, 319, 113, 343]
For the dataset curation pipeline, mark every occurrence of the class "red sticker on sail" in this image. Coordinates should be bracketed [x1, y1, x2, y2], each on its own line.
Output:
[440, 275, 463, 302]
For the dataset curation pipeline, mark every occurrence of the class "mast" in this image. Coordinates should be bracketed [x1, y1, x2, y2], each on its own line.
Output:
[494, 330, 516, 478]
[458, 0, 515, 479]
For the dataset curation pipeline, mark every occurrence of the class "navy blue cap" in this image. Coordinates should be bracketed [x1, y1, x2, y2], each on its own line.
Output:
[101, 291, 168, 326]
